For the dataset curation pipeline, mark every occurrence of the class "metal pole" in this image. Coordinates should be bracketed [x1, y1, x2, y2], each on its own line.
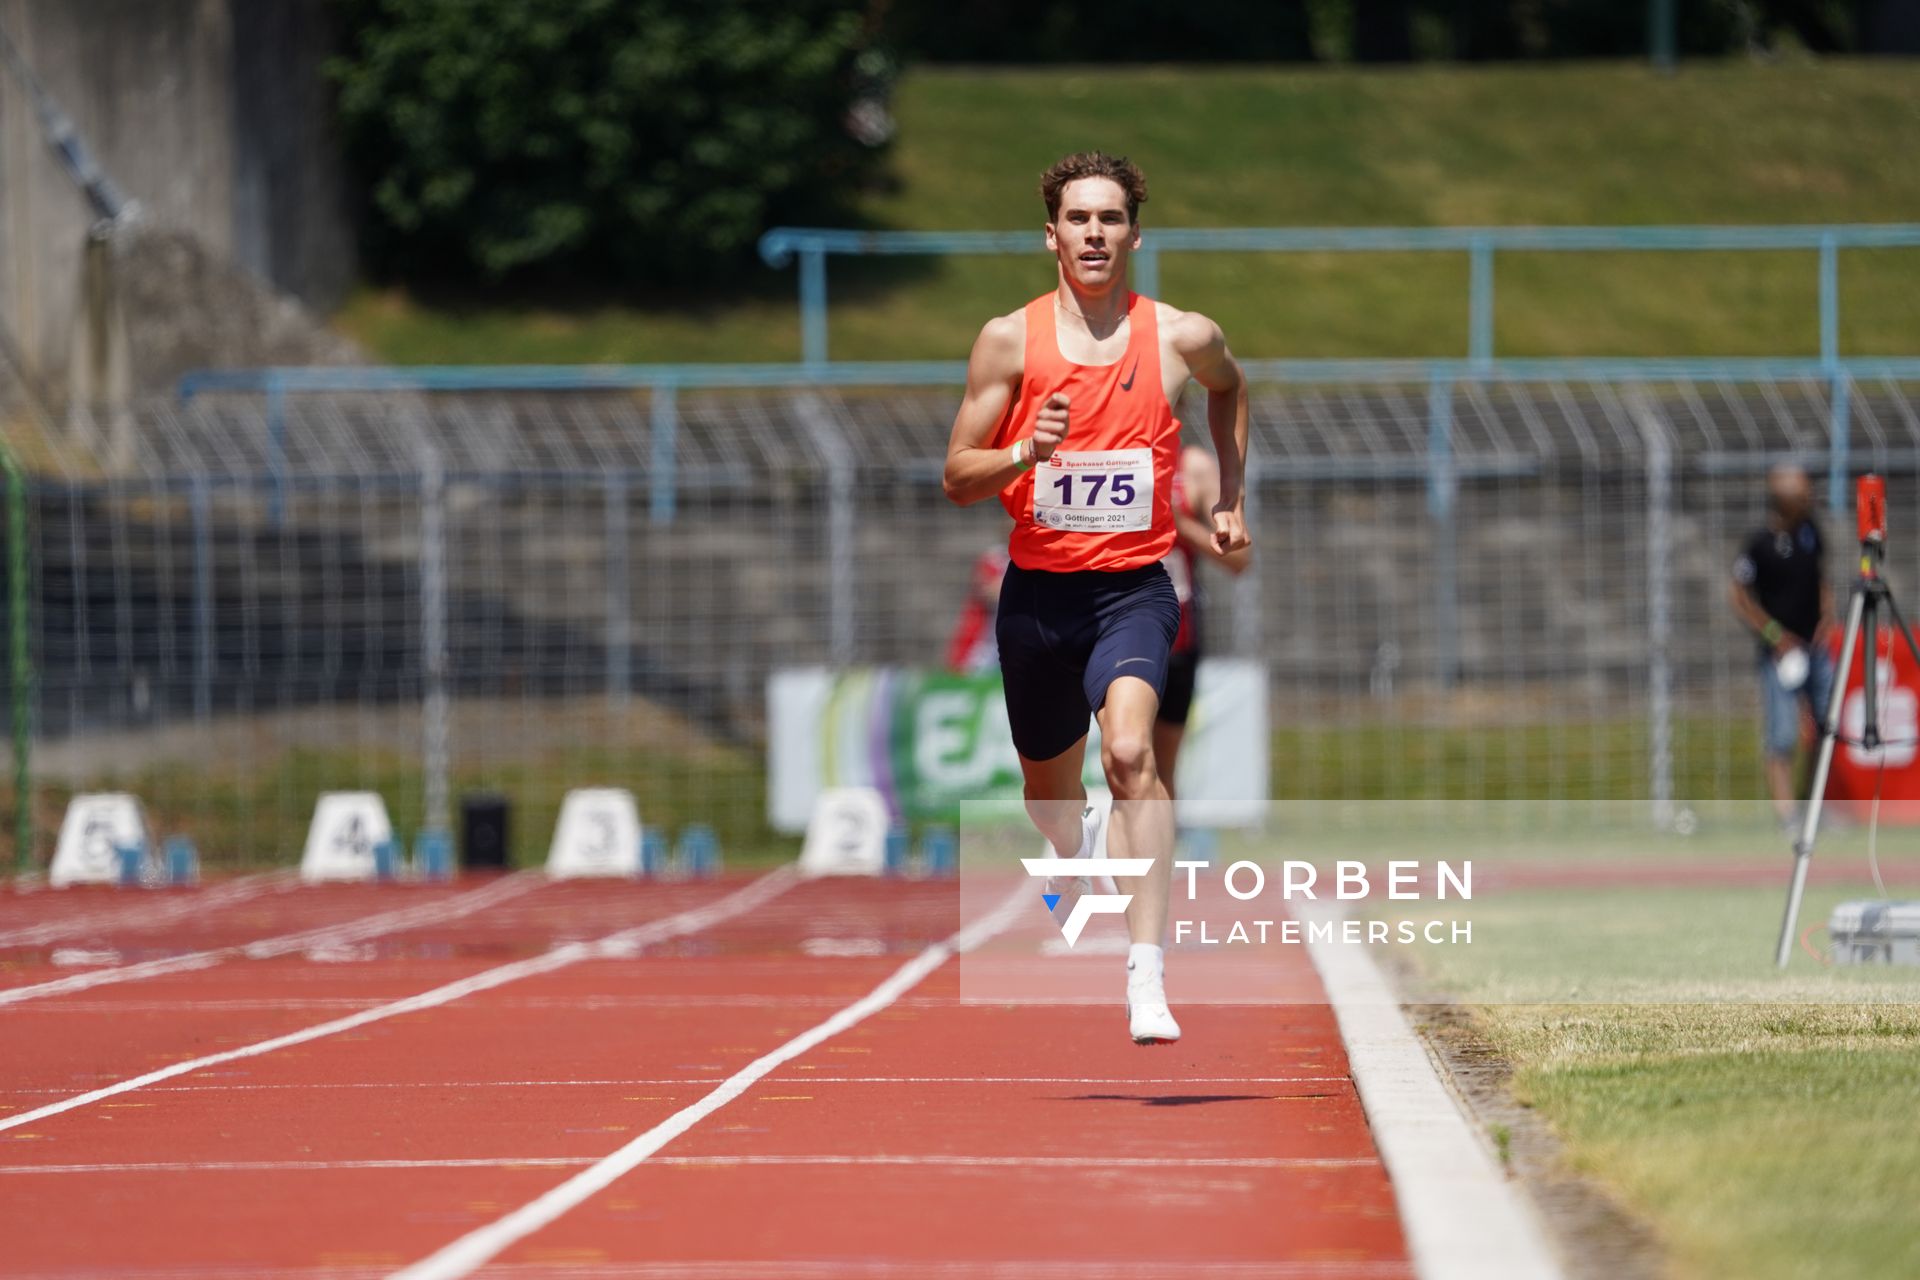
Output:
[1777, 585, 1867, 967]
[267, 375, 288, 528]
[1468, 236, 1495, 368]
[1818, 232, 1839, 372]
[1639, 401, 1675, 827]
[649, 383, 678, 526]
[2, 441, 31, 874]
[191, 478, 213, 723]
[1428, 374, 1458, 690]
[1829, 374, 1851, 520]
[1233, 457, 1263, 657]
[419, 452, 450, 841]
[0, 21, 129, 222]
[605, 474, 631, 707]
[1133, 244, 1161, 300]
[800, 247, 829, 368]
[1649, 0, 1676, 73]
[795, 394, 856, 667]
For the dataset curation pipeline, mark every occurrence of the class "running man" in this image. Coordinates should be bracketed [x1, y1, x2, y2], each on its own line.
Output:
[941, 151, 1251, 1044]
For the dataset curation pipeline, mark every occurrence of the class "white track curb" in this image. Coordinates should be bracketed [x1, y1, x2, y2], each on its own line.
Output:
[1304, 910, 1566, 1280]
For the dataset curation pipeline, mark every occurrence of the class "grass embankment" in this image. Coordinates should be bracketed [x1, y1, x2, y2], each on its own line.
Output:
[1393, 839, 1920, 1279]
[338, 60, 1920, 365]
[1272, 716, 1768, 800]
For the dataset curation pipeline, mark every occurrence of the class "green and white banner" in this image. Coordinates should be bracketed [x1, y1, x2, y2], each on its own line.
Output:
[767, 660, 1268, 833]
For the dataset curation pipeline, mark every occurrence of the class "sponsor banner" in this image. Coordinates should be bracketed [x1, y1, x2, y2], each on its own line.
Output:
[767, 660, 1268, 833]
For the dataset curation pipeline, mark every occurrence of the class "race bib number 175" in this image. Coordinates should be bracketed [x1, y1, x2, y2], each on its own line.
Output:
[1033, 448, 1154, 533]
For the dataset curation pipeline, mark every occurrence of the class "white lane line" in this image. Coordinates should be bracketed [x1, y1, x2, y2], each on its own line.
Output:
[1301, 904, 1565, 1280]
[0, 867, 798, 1134]
[0, 874, 546, 1006]
[482, 1264, 1410, 1280]
[8, 999, 403, 1013]
[4, 994, 1296, 1013]
[387, 885, 1030, 1280]
[0, 872, 295, 948]
[5, 1075, 1347, 1095]
[0, 1157, 585, 1174]
[0, 1264, 1409, 1280]
[0, 1153, 1377, 1176]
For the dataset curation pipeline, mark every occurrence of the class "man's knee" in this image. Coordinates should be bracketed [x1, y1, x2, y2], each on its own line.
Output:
[1102, 732, 1157, 798]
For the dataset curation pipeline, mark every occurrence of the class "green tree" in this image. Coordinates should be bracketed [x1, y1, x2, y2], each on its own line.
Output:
[330, 0, 887, 286]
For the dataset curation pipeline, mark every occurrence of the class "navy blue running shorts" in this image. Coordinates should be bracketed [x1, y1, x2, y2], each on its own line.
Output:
[994, 561, 1182, 762]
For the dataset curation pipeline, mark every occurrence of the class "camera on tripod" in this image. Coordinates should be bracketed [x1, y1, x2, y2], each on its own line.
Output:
[1857, 474, 1887, 550]
[1776, 472, 1920, 967]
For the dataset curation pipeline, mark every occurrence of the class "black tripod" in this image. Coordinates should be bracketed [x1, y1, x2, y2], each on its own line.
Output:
[1775, 480, 1920, 967]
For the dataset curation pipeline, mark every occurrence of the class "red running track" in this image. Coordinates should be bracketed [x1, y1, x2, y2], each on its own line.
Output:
[0, 871, 1410, 1279]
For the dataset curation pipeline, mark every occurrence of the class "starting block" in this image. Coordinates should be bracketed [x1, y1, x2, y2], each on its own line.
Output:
[799, 787, 889, 877]
[882, 825, 958, 879]
[675, 824, 722, 878]
[639, 827, 671, 877]
[547, 788, 643, 878]
[300, 792, 394, 883]
[162, 836, 200, 886]
[51, 794, 151, 888]
[921, 826, 958, 877]
[415, 830, 454, 881]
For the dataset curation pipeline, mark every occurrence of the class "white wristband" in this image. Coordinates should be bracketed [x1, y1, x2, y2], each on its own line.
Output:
[1010, 440, 1034, 472]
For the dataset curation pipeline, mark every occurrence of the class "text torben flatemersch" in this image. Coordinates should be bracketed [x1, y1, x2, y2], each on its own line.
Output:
[1169, 859, 1474, 946]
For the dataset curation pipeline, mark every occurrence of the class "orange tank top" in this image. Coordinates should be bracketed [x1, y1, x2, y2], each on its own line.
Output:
[994, 291, 1180, 572]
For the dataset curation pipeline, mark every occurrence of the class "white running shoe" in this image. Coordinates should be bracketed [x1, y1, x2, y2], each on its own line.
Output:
[1044, 804, 1106, 924]
[1126, 964, 1182, 1045]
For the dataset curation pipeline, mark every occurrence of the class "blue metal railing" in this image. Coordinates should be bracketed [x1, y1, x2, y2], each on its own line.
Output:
[756, 223, 1920, 369]
[178, 355, 1920, 400]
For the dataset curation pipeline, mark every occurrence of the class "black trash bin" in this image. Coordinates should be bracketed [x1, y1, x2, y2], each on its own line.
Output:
[460, 793, 511, 870]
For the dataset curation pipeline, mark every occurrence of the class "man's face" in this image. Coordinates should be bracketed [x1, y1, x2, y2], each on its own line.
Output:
[1045, 177, 1139, 292]
[1767, 468, 1812, 525]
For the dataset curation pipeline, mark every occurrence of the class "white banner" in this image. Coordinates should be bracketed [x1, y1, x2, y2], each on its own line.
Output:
[768, 660, 1268, 834]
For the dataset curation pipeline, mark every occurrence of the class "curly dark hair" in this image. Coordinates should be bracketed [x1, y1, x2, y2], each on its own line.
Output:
[1040, 152, 1148, 224]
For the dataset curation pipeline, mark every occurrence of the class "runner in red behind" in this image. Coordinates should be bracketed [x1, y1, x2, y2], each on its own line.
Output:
[1159, 444, 1253, 794]
[942, 151, 1251, 1044]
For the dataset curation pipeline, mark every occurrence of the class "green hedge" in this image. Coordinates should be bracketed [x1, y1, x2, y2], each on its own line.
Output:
[330, 0, 888, 286]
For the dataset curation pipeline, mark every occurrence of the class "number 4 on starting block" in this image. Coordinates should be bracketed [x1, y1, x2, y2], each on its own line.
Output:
[300, 793, 394, 883]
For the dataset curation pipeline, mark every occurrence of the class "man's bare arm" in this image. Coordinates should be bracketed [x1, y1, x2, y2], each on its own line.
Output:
[1730, 578, 1798, 654]
[1172, 313, 1251, 555]
[942, 316, 1027, 507]
[1173, 448, 1250, 574]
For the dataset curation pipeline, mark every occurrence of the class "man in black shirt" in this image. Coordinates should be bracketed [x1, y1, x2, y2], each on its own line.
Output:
[1730, 465, 1838, 825]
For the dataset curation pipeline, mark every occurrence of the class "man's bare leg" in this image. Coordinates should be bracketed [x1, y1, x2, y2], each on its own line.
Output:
[1097, 676, 1181, 1044]
[1767, 756, 1796, 826]
[1098, 677, 1174, 945]
[1152, 720, 1185, 800]
[1018, 735, 1089, 857]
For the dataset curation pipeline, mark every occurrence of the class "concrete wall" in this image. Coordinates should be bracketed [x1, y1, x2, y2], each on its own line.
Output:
[0, 0, 354, 409]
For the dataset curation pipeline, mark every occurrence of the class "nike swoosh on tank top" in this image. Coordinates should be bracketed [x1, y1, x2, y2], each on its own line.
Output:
[993, 291, 1181, 572]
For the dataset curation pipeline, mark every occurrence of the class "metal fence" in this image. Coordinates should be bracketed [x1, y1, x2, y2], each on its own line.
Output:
[7, 358, 1920, 871]
[756, 224, 1920, 366]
